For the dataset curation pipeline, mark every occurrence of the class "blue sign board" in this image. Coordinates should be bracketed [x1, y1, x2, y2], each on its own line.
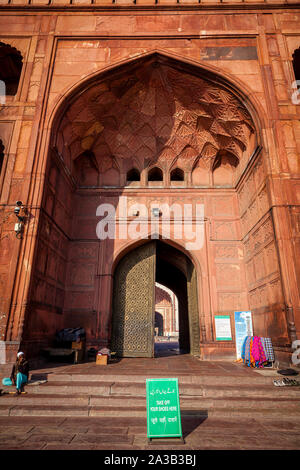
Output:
[234, 311, 253, 359]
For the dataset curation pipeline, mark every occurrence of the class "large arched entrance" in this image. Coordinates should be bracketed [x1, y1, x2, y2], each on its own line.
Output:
[23, 52, 261, 359]
[111, 240, 199, 358]
[21, 51, 290, 364]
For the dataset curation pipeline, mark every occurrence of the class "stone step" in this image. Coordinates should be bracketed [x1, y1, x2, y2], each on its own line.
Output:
[3, 379, 300, 399]
[1, 393, 299, 410]
[89, 406, 300, 419]
[203, 384, 300, 398]
[22, 381, 114, 396]
[45, 372, 277, 386]
[0, 394, 90, 406]
[89, 395, 300, 410]
[1, 402, 300, 418]
[0, 404, 89, 417]
[110, 381, 204, 397]
[2, 381, 203, 397]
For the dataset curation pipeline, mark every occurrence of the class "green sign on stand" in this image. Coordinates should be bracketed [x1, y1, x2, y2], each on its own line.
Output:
[146, 378, 183, 441]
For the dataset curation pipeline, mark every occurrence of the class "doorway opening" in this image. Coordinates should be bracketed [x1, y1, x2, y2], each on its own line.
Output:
[111, 240, 200, 358]
[154, 282, 179, 357]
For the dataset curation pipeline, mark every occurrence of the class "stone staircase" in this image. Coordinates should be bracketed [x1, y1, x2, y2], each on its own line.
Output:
[1, 368, 300, 419]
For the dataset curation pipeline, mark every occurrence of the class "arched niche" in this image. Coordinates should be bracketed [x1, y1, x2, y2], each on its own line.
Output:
[170, 167, 184, 182]
[0, 42, 23, 96]
[126, 168, 141, 184]
[192, 159, 210, 186]
[292, 47, 300, 84]
[212, 150, 239, 187]
[0, 140, 4, 177]
[73, 151, 99, 187]
[101, 167, 120, 187]
[148, 166, 163, 184]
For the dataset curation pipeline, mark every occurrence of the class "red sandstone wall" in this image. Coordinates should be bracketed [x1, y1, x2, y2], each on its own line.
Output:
[23, 154, 73, 352]
[238, 155, 289, 346]
[0, 5, 299, 361]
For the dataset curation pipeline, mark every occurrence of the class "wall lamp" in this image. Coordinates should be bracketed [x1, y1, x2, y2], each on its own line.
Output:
[152, 208, 161, 218]
[13, 201, 25, 238]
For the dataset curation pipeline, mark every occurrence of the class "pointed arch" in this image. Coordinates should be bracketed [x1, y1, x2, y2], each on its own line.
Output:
[127, 167, 141, 182]
[292, 47, 300, 83]
[0, 139, 5, 180]
[148, 166, 163, 182]
[170, 167, 184, 182]
[47, 50, 264, 159]
[0, 42, 23, 96]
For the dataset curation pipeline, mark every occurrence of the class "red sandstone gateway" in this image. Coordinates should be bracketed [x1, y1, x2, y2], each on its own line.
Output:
[0, 2, 299, 365]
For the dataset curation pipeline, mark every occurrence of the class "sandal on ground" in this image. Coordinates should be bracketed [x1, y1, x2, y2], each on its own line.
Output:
[287, 378, 299, 386]
[274, 379, 286, 387]
[283, 378, 292, 386]
[291, 380, 300, 386]
[285, 378, 298, 386]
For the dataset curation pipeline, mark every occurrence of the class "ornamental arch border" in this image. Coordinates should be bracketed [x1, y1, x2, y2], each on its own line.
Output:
[44, 48, 267, 159]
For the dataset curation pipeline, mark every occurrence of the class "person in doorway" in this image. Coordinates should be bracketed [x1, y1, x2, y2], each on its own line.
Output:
[10, 352, 29, 395]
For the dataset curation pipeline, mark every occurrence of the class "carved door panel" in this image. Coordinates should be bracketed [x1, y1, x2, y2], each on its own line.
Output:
[111, 242, 156, 357]
[187, 263, 200, 356]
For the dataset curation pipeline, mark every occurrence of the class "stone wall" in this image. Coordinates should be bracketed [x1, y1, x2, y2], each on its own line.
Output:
[0, 4, 299, 361]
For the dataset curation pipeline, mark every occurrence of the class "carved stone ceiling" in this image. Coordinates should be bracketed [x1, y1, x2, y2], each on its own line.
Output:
[56, 61, 255, 174]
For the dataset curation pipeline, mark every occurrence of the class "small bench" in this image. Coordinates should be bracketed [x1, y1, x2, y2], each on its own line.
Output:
[41, 347, 84, 364]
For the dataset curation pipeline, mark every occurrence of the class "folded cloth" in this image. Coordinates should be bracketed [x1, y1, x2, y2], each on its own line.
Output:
[252, 336, 267, 368]
[263, 337, 274, 362]
[260, 337, 268, 359]
[245, 336, 252, 366]
[56, 328, 85, 342]
[241, 336, 249, 361]
[242, 336, 269, 368]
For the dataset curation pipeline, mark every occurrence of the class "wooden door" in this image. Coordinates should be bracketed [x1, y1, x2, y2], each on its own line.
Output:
[111, 242, 156, 357]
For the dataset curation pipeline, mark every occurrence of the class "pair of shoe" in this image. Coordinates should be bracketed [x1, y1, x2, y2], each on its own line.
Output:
[11, 389, 27, 395]
[283, 378, 300, 386]
[273, 378, 300, 387]
[273, 379, 285, 387]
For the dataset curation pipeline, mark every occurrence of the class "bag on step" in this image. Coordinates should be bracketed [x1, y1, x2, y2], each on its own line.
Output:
[2, 377, 13, 386]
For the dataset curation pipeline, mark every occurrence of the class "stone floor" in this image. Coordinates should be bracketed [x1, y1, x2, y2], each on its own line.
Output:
[0, 344, 300, 451]
[1, 415, 300, 450]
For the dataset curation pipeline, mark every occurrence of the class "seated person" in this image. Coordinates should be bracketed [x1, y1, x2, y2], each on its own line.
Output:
[10, 351, 29, 395]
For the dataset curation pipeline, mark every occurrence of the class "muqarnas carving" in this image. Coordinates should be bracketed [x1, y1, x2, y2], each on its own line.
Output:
[54, 60, 256, 188]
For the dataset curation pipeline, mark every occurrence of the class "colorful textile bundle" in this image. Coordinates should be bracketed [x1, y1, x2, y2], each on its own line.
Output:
[241, 336, 274, 368]
[261, 337, 275, 362]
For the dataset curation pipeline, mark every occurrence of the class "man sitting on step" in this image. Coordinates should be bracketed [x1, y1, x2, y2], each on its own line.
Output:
[10, 352, 29, 395]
